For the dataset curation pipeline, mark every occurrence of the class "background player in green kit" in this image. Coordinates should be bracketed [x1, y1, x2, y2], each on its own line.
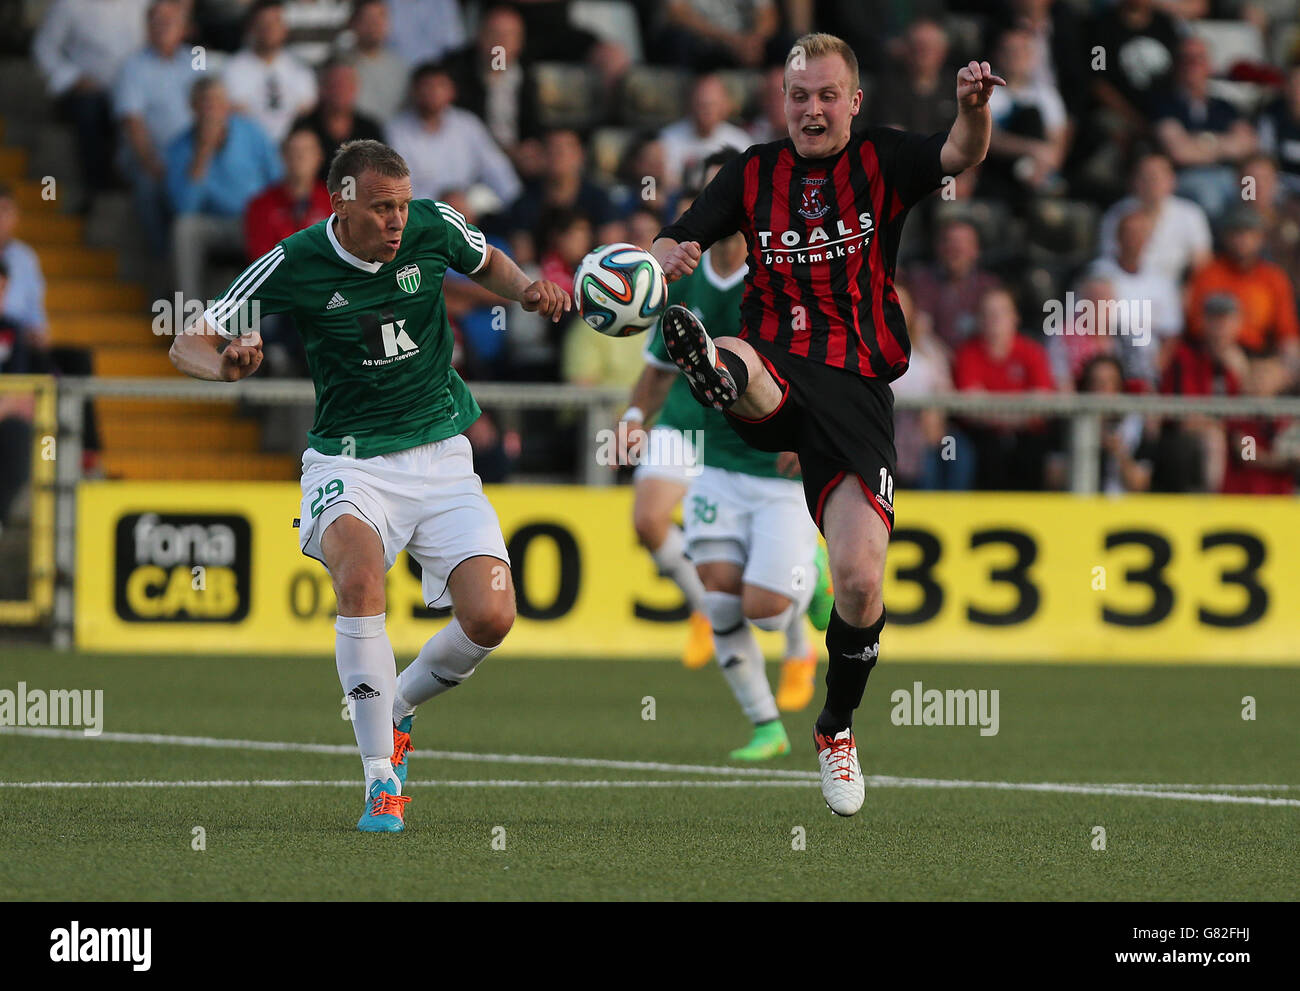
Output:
[625, 218, 834, 760]
[169, 140, 571, 832]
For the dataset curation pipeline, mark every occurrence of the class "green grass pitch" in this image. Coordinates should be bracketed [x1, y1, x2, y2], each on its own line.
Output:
[0, 648, 1296, 901]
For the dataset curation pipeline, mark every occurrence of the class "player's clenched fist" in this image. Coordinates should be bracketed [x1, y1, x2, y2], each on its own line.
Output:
[220, 331, 263, 381]
[521, 280, 572, 322]
[658, 240, 701, 282]
[956, 61, 1006, 109]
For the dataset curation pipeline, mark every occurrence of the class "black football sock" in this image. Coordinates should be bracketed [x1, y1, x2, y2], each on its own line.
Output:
[816, 604, 885, 735]
[717, 347, 750, 397]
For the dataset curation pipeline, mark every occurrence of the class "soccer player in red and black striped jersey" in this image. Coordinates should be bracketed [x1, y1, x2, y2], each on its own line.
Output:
[651, 33, 1003, 816]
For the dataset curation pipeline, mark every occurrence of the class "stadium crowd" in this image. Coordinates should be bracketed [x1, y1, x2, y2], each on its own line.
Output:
[10, 0, 1300, 496]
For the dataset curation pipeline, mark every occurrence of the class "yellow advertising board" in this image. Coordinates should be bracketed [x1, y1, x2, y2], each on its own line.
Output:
[75, 483, 1300, 663]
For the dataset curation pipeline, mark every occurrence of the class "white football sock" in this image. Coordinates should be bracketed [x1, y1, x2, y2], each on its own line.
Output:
[393, 617, 495, 720]
[651, 525, 706, 614]
[778, 578, 814, 656]
[336, 613, 399, 797]
[703, 591, 779, 725]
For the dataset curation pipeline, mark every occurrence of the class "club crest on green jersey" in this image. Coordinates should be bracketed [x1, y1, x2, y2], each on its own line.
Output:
[396, 263, 421, 294]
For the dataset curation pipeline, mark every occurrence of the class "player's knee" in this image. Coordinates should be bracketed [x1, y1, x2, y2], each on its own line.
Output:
[632, 510, 668, 549]
[832, 570, 882, 625]
[714, 337, 760, 378]
[459, 597, 516, 648]
[743, 588, 793, 630]
[333, 567, 386, 616]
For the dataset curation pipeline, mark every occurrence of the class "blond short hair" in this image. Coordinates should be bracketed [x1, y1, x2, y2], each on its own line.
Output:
[784, 33, 860, 93]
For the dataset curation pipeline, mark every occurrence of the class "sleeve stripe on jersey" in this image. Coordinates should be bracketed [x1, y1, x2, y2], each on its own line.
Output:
[435, 201, 488, 255]
[207, 245, 286, 332]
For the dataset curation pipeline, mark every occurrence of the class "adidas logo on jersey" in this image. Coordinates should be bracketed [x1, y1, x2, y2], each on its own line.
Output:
[325, 291, 349, 310]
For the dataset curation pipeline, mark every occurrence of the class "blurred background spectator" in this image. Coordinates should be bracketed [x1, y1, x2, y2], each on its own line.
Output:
[222, 0, 318, 144]
[342, 0, 408, 121]
[291, 55, 385, 179]
[658, 74, 752, 194]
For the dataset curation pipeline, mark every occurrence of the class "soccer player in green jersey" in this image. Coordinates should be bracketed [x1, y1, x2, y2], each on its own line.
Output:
[624, 217, 834, 760]
[169, 140, 571, 832]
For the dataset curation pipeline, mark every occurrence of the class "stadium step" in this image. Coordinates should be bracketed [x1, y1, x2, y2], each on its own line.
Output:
[95, 397, 240, 419]
[0, 144, 26, 182]
[92, 346, 176, 377]
[32, 245, 118, 278]
[101, 450, 301, 481]
[46, 278, 147, 314]
[98, 412, 263, 453]
[49, 313, 155, 348]
[15, 212, 84, 246]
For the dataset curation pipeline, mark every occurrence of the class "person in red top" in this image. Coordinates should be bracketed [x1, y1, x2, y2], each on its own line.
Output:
[1161, 292, 1247, 491]
[1184, 206, 1300, 374]
[953, 287, 1056, 489]
[649, 31, 1002, 816]
[243, 125, 333, 261]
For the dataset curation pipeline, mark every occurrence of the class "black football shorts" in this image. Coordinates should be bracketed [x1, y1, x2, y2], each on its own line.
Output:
[724, 336, 897, 534]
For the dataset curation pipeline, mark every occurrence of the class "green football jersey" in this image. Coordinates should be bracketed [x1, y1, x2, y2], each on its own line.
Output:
[204, 199, 485, 458]
[645, 251, 783, 479]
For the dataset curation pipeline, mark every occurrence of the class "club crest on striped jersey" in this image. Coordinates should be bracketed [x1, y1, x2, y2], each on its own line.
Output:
[798, 177, 831, 220]
[396, 264, 421, 294]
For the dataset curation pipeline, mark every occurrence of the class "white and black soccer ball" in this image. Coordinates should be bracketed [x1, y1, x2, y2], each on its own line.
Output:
[573, 243, 669, 337]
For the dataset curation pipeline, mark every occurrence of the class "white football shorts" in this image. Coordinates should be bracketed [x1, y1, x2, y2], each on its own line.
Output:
[683, 465, 819, 598]
[298, 433, 510, 609]
[632, 426, 702, 485]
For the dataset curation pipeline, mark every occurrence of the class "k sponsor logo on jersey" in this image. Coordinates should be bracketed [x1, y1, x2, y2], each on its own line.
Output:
[359, 310, 420, 366]
[396, 263, 421, 294]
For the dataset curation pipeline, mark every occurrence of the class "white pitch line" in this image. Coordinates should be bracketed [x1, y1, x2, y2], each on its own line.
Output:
[0, 777, 1297, 806]
[2, 728, 1296, 806]
[0, 727, 818, 779]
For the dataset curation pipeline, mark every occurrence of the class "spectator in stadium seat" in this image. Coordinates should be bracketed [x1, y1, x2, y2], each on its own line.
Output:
[1044, 273, 1124, 391]
[905, 218, 1002, 354]
[657, 0, 780, 69]
[1185, 205, 1300, 369]
[979, 26, 1070, 203]
[383, 0, 466, 68]
[1153, 35, 1258, 218]
[867, 18, 958, 137]
[1098, 151, 1213, 285]
[343, 0, 408, 122]
[115, 0, 201, 257]
[990, 0, 1090, 122]
[747, 66, 788, 143]
[33, 0, 150, 209]
[611, 134, 669, 219]
[1160, 292, 1248, 491]
[1220, 357, 1300, 495]
[386, 60, 522, 208]
[243, 125, 331, 260]
[0, 186, 49, 350]
[658, 75, 753, 194]
[1258, 64, 1300, 197]
[1087, 208, 1184, 385]
[1088, 0, 1181, 137]
[953, 288, 1057, 491]
[0, 258, 34, 534]
[1238, 153, 1300, 296]
[1080, 354, 1157, 493]
[290, 56, 385, 182]
[891, 283, 972, 491]
[508, 129, 619, 249]
[443, 5, 541, 162]
[166, 76, 282, 306]
[222, 0, 318, 144]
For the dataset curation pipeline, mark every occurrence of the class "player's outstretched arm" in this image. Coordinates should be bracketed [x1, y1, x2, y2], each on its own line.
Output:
[468, 244, 571, 322]
[169, 318, 263, 381]
[940, 60, 1007, 175]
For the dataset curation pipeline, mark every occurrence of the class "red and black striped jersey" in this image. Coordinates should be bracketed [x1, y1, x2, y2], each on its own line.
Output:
[658, 127, 949, 381]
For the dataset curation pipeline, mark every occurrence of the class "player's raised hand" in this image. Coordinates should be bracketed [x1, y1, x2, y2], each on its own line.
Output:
[659, 240, 701, 282]
[956, 61, 1006, 109]
[220, 331, 263, 381]
[612, 419, 648, 469]
[522, 280, 572, 322]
